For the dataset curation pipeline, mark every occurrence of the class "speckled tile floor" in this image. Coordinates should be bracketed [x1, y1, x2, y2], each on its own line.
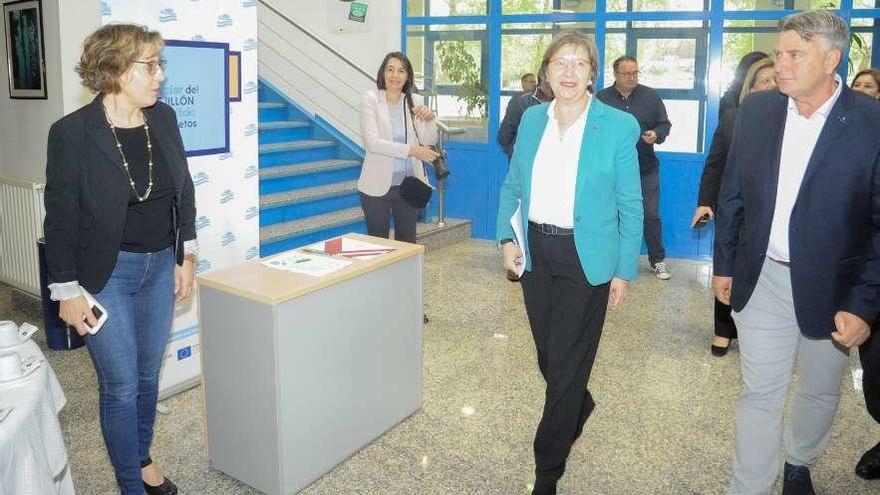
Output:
[2, 240, 878, 494]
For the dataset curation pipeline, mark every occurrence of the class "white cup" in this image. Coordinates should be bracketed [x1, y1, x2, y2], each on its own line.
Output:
[0, 352, 23, 381]
[0, 321, 37, 348]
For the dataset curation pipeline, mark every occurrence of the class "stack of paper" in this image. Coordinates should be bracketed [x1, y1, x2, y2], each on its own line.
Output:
[261, 252, 352, 277]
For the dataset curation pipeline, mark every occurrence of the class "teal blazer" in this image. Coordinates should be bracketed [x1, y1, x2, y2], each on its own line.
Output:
[496, 99, 644, 284]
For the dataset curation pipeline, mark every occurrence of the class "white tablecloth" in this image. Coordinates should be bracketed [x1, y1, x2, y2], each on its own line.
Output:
[0, 339, 74, 495]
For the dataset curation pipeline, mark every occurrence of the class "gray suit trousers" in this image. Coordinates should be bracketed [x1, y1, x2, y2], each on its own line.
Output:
[728, 258, 849, 494]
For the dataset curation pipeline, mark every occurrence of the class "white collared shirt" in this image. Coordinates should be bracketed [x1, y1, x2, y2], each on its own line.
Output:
[528, 98, 591, 228]
[766, 74, 843, 262]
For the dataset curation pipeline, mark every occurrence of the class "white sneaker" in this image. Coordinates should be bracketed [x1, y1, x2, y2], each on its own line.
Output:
[653, 261, 671, 280]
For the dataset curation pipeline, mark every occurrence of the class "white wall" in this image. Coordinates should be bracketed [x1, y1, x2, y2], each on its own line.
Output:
[0, 0, 100, 183]
[258, 0, 402, 143]
[270, 0, 400, 77]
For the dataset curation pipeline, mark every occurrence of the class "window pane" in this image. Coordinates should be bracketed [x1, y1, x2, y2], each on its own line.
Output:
[500, 95, 513, 122]
[850, 20, 875, 79]
[636, 38, 697, 90]
[721, 23, 777, 101]
[407, 24, 488, 142]
[502, 0, 596, 14]
[604, 21, 707, 152]
[850, 29, 875, 79]
[501, 22, 596, 93]
[607, 0, 704, 12]
[407, 0, 487, 16]
[656, 100, 699, 153]
[854, 0, 880, 7]
[603, 33, 627, 88]
[723, 0, 838, 11]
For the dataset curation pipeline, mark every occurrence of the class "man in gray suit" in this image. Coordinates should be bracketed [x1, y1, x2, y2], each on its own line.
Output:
[714, 10, 880, 494]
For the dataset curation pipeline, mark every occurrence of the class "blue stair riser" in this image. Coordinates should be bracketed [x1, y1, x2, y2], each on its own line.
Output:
[259, 145, 338, 167]
[260, 166, 361, 195]
[260, 193, 360, 227]
[260, 221, 368, 257]
[258, 126, 311, 144]
[258, 107, 288, 122]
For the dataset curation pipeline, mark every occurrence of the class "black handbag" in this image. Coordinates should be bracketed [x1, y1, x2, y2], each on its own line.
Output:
[399, 176, 432, 209]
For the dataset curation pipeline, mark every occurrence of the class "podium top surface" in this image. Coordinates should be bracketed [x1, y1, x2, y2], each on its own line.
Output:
[196, 233, 424, 305]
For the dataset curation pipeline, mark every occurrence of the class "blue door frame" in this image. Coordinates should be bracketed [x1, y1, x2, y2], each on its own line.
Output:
[402, 1, 880, 259]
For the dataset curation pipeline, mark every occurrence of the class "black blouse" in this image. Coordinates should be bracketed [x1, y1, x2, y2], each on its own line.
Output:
[114, 125, 175, 252]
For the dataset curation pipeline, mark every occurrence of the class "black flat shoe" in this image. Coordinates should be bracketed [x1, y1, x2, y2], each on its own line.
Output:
[711, 344, 730, 357]
[856, 441, 880, 480]
[143, 478, 178, 495]
[141, 457, 178, 495]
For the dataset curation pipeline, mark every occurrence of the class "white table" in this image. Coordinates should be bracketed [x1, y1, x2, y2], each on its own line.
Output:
[0, 339, 74, 495]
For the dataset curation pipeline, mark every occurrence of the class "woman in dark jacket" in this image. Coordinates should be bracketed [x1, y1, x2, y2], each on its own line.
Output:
[44, 24, 196, 495]
[692, 57, 776, 356]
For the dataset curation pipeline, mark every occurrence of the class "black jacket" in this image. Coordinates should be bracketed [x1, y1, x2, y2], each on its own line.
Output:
[714, 88, 880, 337]
[596, 84, 671, 174]
[497, 90, 545, 159]
[696, 107, 738, 208]
[43, 94, 196, 293]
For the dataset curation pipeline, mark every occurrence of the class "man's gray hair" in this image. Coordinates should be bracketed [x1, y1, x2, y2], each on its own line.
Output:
[779, 10, 850, 56]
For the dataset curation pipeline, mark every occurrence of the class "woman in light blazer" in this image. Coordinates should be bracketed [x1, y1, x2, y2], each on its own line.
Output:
[496, 32, 642, 495]
[359, 51, 439, 243]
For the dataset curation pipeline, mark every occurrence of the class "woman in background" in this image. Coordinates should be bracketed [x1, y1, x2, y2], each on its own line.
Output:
[358, 51, 439, 244]
[851, 68, 880, 99]
[44, 24, 196, 495]
[691, 57, 776, 357]
[718, 51, 767, 118]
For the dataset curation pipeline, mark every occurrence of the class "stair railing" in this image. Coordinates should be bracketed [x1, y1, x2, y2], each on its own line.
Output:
[432, 122, 464, 228]
[258, 0, 459, 228]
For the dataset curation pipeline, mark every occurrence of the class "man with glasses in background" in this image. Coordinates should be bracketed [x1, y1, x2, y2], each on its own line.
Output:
[597, 56, 673, 280]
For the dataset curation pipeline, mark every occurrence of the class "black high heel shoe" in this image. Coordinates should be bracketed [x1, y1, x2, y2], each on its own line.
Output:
[710, 344, 730, 357]
[141, 457, 178, 495]
[710, 337, 731, 357]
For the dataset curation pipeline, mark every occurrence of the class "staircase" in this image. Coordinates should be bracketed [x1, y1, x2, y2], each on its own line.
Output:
[258, 82, 367, 257]
[258, 81, 473, 257]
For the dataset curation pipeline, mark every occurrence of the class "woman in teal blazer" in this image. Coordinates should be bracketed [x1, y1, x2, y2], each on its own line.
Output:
[496, 32, 643, 495]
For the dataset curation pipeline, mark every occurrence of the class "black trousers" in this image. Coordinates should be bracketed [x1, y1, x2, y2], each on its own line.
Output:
[862, 327, 880, 423]
[520, 228, 610, 482]
[358, 186, 418, 243]
[714, 297, 738, 339]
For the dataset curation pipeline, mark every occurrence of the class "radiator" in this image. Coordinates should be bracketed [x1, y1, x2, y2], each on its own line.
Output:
[0, 177, 45, 296]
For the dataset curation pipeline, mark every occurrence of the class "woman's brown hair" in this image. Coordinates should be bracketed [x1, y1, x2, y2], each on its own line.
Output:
[76, 24, 163, 94]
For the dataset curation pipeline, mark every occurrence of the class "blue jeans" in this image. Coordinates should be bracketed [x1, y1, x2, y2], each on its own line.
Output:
[86, 247, 175, 495]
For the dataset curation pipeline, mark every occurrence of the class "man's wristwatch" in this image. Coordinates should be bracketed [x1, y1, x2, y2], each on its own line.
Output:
[497, 238, 514, 250]
[183, 252, 197, 264]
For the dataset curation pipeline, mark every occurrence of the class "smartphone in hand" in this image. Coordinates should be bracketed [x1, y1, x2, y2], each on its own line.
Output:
[80, 290, 108, 335]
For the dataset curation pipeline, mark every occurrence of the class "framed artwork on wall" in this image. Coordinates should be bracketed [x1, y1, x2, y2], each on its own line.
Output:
[3, 0, 47, 99]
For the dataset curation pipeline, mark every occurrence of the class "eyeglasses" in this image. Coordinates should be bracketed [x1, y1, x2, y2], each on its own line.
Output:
[549, 56, 591, 73]
[134, 59, 166, 76]
[615, 70, 640, 79]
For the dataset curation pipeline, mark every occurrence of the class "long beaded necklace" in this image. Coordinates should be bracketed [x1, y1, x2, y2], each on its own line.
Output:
[103, 104, 154, 202]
